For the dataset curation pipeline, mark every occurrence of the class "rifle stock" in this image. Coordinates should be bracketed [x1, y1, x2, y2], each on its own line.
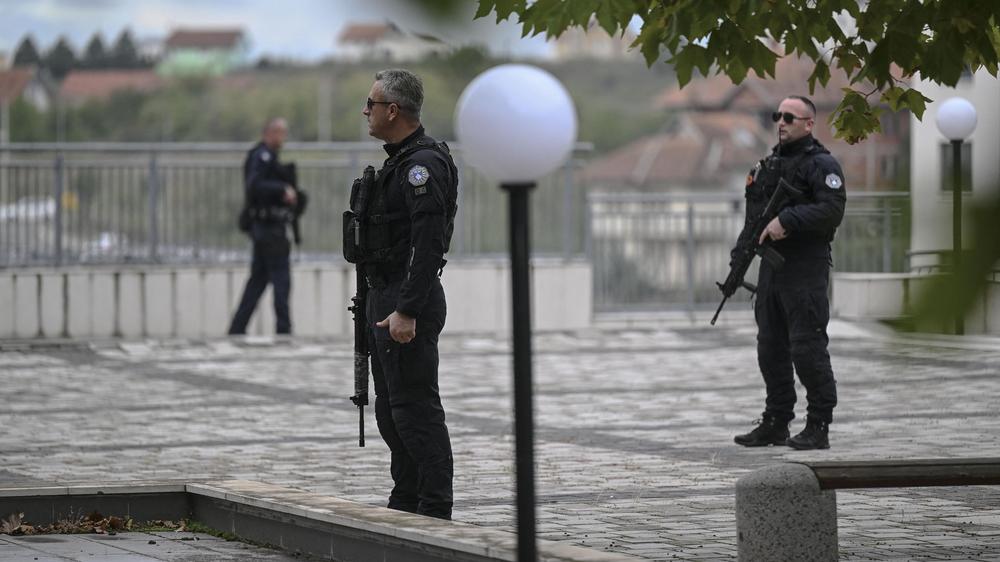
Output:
[711, 178, 802, 325]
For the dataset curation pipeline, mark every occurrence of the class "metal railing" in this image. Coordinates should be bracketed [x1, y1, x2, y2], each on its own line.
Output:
[0, 142, 593, 266]
[588, 190, 911, 312]
[1, 143, 911, 314]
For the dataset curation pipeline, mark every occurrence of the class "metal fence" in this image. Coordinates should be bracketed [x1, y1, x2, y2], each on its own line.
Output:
[1, 143, 910, 314]
[588, 191, 911, 312]
[0, 142, 592, 266]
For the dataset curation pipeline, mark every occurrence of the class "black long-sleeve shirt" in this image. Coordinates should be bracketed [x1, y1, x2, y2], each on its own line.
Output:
[377, 127, 458, 318]
[243, 141, 287, 207]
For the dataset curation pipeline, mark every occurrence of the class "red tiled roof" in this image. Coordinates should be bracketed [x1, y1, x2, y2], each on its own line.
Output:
[655, 55, 854, 111]
[0, 68, 34, 102]
[582, 112, 768, 187]
[60, 70, 163, 102]
[166, 29, 244, 49]
[338, 23, 400, 44]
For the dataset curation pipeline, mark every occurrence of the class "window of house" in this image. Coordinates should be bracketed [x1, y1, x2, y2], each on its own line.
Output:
[880, 155, 897, 180]
[940, 142, 972, 191]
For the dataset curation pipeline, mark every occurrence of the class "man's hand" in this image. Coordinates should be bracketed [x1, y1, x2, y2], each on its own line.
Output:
[376, 311, 416, 344]
[759, 216, 787, 244]
[283, 185, 298, 206]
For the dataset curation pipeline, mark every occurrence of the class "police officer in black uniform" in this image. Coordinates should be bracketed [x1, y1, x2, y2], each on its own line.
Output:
[359, 69, 458, 519]
[228, 117, 298, 335]
[733, 95, 846, 450]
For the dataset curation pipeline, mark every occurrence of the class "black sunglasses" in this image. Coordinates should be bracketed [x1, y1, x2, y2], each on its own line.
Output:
[366, 97, 394, 111]
[772, 111, 811, 124]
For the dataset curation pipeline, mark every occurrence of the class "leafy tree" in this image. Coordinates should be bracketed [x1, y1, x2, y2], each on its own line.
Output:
[83, 33, 108, 69]
[476, 0, 1000, 144]
[45, 37, 78, 80]
[110, 29, 140, 68]
[12, 36, 42, 67]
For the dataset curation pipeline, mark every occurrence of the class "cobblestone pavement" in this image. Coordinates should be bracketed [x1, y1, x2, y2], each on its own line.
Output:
[0, 530, 304, 561]
[2, 318, 999, 561]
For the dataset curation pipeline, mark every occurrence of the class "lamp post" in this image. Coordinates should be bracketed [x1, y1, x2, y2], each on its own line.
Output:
[935, 97, 977, 335]
[455, 65, 577, 562]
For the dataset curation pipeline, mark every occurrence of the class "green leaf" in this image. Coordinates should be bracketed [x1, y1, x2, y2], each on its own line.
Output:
[833, 45, 862, 76]
[880, 85, 906, 111]
[903, 88, 932, 119]
[924, 34, 966, 86]
[635, 16, 666, 66]
[807, 59, 831, 93]
[475, 0, 523, 21]
[595, 1, 618, 36]
[474, 0, 497, 19]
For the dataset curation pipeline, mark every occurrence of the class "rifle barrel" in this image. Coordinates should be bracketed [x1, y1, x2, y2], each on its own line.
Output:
[710, 296, 727, 326]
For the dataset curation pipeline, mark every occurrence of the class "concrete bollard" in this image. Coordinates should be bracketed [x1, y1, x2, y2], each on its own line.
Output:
[735, 463, 838, 562]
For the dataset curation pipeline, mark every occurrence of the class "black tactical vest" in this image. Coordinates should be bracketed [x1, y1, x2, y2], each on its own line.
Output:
[360, 137, 458, 266]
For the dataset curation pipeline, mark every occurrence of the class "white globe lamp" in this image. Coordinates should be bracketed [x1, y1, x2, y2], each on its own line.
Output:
[454, 64, 578, 562]
[934, 96, 977, 335]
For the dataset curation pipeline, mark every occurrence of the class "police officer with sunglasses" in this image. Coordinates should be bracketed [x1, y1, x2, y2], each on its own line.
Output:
[732, 95, 846, 450]
[356, 69, 459, 519]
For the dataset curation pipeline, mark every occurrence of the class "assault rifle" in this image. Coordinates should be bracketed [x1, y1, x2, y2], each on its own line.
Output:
[710, 178, 803, 325]
[346, 166, 376, 447]
[276, 163, 309, 245]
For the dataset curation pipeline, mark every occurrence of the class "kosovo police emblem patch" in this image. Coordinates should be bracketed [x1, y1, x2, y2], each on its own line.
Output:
[408, 165, 429, 187]
[825, 173, 843, 189]
[260, 151, 271, 162]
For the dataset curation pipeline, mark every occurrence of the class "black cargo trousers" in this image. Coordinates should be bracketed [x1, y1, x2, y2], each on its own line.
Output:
[366, 276, 453, 519]
[755, 258, 838, 424]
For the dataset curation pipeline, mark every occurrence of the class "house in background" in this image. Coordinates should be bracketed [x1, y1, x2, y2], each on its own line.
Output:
[137, 36, 166, 65]
[0, 67, 55, 142]
[550, 19, 640, 62]
[59, 69, 163, 106]
[652, 55, 909, 192]
[335, 22, 451, 62]
[0, 67, 54, 112]
[158, 28, 249, 76]
[582, 112, 768, 192]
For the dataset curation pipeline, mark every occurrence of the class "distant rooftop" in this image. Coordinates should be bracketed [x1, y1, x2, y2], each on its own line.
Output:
[166, 29, 245, 50]
[0, 67, 34, 101]
[60, 69, 162, 102]
[337, 23, 402, 44]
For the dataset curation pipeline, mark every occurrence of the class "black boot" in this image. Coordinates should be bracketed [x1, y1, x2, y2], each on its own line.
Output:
[734, 416, 789, 447]
[787, 417, 830, 450]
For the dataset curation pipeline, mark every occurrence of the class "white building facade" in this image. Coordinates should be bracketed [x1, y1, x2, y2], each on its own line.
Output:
[910, 70, 1000, 269]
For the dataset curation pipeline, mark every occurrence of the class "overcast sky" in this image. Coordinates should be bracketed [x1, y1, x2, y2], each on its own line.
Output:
[0, 0, 551, 61]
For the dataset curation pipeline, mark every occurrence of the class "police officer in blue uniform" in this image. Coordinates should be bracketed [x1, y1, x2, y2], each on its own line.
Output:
[359, 69, 458, 519]
[733, 95, 846, 450]
[228, 117, 298, 335]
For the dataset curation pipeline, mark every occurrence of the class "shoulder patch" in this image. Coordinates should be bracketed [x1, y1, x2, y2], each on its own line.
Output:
[825, 173, 843, 189]
[259, 150, 271, 162]
[408, 165, 429, 187]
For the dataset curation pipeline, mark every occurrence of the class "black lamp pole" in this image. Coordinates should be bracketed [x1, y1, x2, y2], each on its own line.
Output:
[502, 181, 537, 562]
[952, 139, 964, 335]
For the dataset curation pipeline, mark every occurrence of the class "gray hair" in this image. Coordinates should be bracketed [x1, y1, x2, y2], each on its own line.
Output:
[262, 116, 287, 134]
[375, 69, 423, 119]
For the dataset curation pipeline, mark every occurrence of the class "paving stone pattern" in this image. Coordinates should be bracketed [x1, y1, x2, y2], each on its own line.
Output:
[0, 530, 303, 561]
[1, 320, 999, 561]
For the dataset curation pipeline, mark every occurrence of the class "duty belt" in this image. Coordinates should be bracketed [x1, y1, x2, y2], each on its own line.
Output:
[365, 267, 405, 289]
[248, 206, 292, 223]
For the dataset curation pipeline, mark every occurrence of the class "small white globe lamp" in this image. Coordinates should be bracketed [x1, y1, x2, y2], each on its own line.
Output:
[935, 97, 977, 335]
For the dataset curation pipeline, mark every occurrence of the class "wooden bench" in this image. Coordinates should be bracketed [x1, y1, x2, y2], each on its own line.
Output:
[735, 458, 1000, 562]
[807, 458, 1000, 489]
